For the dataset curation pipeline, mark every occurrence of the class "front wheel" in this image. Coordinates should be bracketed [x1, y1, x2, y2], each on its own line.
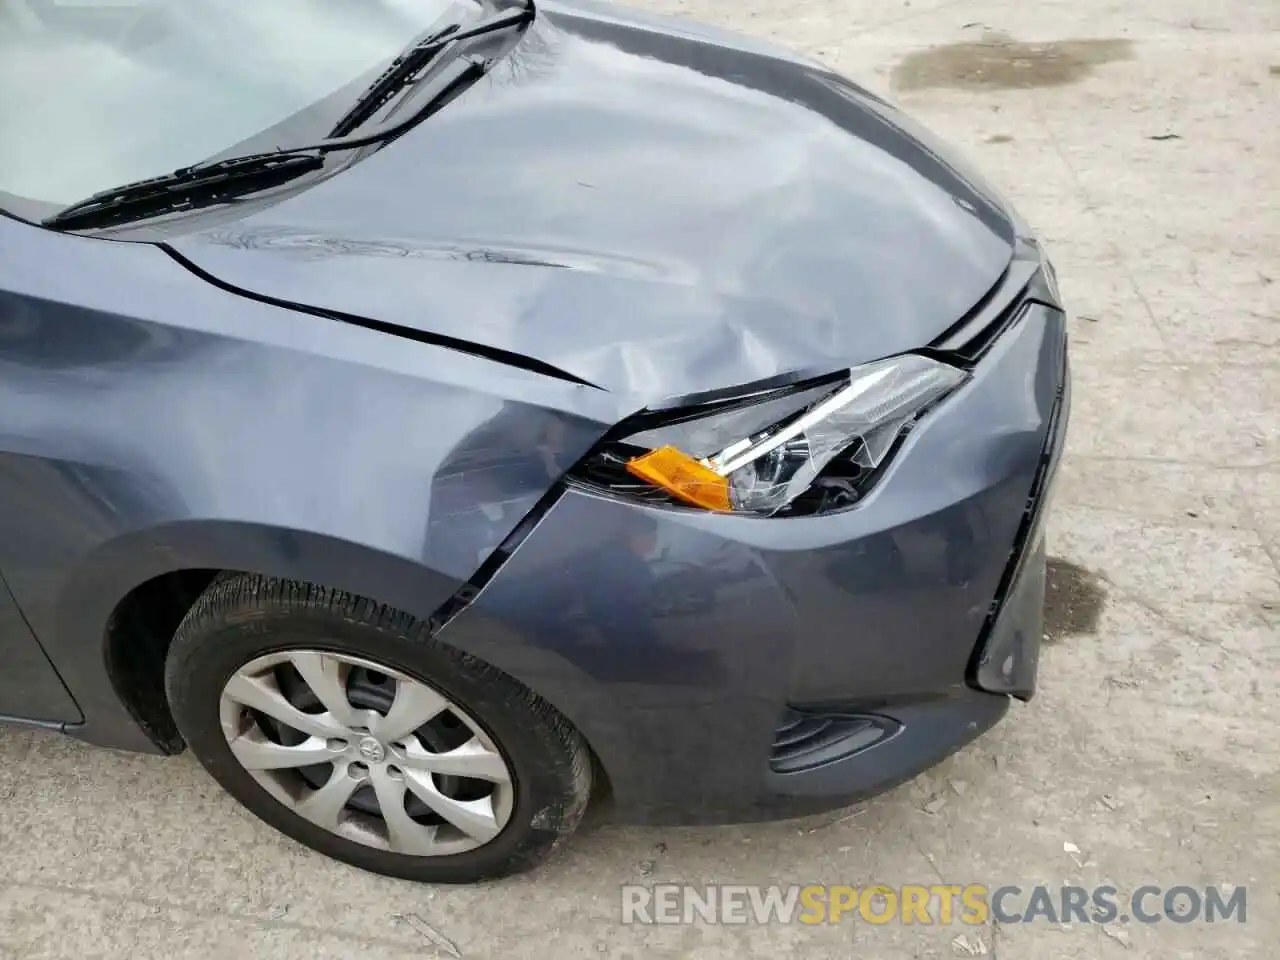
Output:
[164, 574, 591, 883]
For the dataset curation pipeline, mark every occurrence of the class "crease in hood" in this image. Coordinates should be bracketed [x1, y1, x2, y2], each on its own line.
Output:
[168, 0, 1018, 404]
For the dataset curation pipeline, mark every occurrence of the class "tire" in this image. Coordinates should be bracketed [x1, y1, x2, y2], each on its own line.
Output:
[164, 573, 591, 883]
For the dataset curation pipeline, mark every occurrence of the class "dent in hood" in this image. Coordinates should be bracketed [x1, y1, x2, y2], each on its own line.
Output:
[169, 2, 1017, 404]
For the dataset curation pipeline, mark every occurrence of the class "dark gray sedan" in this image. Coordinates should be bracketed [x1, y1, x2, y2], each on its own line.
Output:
[0, 0, 1069, 882]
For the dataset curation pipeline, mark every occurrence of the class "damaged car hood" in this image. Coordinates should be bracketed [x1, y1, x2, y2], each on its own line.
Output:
[168, 0, 1017, 401]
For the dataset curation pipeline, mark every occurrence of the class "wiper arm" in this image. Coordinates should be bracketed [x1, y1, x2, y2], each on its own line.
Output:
[45, 47, 497, 231]
[43, 151, 325, 231]
[328, 2, 533, 139]
[45, 4, 533, 231]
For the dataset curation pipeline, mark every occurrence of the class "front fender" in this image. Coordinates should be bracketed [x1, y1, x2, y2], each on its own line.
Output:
[0, 219, 616, 751]
[46, 521, 474, 752]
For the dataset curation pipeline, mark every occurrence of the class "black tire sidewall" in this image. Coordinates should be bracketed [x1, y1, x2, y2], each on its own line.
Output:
[165, 581, 588, 883]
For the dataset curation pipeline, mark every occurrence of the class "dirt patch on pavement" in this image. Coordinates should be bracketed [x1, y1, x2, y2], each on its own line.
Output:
[1044, 558, 1107, 641]
[892, 32, 1132, 92]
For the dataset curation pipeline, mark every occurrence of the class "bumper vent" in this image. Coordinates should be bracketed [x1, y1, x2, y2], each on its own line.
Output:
[770, 709, 900, 774]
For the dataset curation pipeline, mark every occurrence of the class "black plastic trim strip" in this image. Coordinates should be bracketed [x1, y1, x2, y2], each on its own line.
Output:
[930, 263, 1010, 347]
[644, 367, 847, 413]
[161, 245, 602, 389]
[933, 259, 1039, 355]
[965, 345, 1069, 692]
[426, 480, 570, 633]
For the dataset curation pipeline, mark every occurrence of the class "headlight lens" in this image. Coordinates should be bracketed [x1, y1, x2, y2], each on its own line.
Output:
[577, 354, 968, 516]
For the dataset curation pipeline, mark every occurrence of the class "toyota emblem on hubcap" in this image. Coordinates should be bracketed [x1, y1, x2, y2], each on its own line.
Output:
[357, 737, 386, 763]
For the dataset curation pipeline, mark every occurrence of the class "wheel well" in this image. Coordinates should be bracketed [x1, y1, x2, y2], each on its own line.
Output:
[104, 569, 221, 753]
[102, 570, 618, 803]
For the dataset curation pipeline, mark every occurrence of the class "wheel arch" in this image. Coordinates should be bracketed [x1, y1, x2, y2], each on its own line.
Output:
[51, 519, 463, 754]
[60, 520, 612, 797]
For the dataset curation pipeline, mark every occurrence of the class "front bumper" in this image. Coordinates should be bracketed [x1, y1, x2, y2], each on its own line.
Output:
[970, 348, 1071, 700]
[438, 304, 1070, 823]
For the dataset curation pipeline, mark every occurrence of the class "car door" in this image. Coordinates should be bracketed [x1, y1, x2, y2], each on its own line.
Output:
[0, 569, 81, 724]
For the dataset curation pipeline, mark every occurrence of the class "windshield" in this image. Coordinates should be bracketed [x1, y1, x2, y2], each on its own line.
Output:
[0, 0, 475, 209]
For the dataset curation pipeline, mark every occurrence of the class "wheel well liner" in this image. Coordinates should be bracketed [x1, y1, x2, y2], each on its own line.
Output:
[103, 569, 221, 753]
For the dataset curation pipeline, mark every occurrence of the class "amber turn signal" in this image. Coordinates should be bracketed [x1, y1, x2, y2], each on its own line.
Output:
[625, 445, 732, 512]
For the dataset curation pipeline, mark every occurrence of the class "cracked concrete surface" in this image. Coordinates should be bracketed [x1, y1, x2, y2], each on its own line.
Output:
[1, 1, 1277, 957]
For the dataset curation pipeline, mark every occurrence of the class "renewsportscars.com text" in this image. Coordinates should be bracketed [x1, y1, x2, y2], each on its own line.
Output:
[621, 884, 1247, 926]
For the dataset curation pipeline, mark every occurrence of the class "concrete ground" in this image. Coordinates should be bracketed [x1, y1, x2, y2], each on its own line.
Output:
[2, 1, 1277, 957]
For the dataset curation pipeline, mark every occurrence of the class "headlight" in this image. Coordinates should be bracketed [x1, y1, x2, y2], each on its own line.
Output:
[575, 354, 968, 516]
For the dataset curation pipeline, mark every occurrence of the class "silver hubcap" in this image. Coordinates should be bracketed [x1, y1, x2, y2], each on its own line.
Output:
[219, 650, 514, 857]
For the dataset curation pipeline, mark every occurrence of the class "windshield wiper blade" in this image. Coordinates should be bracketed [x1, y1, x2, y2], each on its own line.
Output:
[44, 11, 517, 233]
[43, 151, 325, 230]
[328, 3, 533, 139]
